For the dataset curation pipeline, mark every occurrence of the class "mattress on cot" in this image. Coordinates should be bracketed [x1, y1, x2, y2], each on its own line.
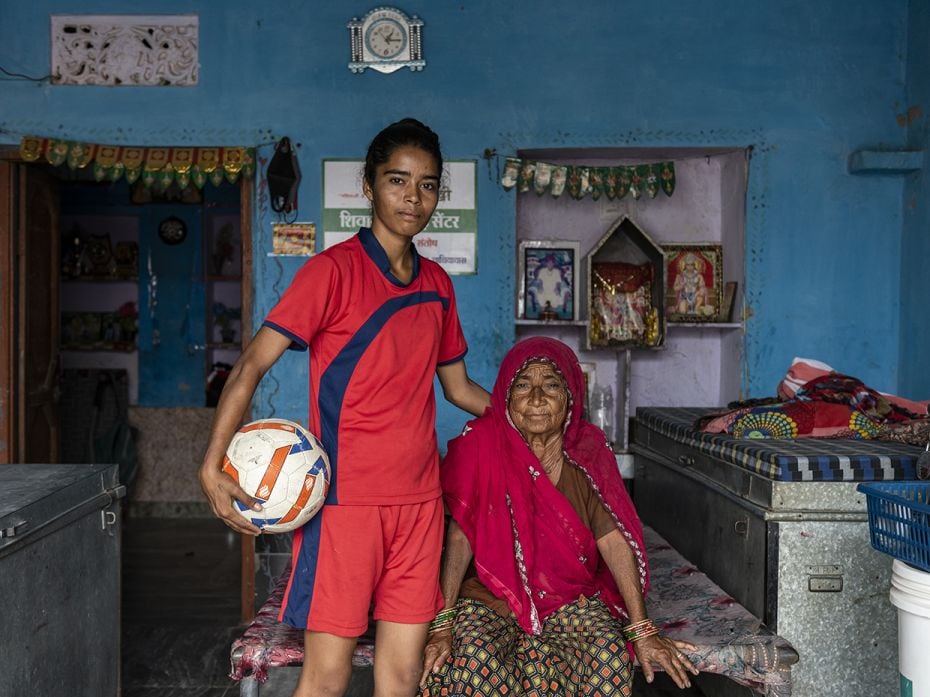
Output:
[635, 406, 922, 482]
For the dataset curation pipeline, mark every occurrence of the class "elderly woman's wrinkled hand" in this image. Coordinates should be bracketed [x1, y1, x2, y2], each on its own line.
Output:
[419, 629, 453, 688]
[634, 634, 699, 689]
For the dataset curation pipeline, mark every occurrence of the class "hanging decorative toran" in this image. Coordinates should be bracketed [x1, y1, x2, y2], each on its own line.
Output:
[19, 136, 256, 189]
[500, 156, 676, 201]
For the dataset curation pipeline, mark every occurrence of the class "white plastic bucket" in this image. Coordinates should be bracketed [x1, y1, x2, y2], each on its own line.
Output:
[890, 559, 930, 696]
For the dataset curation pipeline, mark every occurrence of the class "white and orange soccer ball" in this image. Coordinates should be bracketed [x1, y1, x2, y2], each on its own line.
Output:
[222, 418, 330, 533]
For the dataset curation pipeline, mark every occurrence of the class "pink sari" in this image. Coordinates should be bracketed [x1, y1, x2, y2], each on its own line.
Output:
[441, 337, 648, 634]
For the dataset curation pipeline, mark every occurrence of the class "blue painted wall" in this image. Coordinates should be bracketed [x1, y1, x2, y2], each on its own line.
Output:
[902, 1, 930, 397]
[1, 1, 923, 444]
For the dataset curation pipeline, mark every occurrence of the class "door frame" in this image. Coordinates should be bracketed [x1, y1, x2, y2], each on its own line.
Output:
[0, 152, 60, 464]
[0, 153, 15, 464]
[0, 146, 256, 621]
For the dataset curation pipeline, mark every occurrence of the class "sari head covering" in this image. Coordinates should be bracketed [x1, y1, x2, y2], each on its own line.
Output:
[441, 336, 648, 634]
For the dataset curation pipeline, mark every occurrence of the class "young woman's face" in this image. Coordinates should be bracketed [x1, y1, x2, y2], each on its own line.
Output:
[363, 145, 440, 242]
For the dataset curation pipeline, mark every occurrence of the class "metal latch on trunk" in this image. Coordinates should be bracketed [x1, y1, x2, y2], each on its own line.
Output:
[807, 565, 843, 592]
[100, 509, 118, 535]
[0, 520, 28, 539]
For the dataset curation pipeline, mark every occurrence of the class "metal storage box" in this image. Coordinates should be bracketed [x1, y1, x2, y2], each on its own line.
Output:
[0, 463, 124, 697]
[631, 407, 921, 697]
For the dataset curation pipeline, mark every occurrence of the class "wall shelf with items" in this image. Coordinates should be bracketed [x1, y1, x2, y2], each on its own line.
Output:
[204, 213, 243, 406]
[514, 147, 749, 470]
[59, 215, 141, 403]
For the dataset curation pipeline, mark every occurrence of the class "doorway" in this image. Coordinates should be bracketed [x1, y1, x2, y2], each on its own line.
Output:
[1, 151, 257, 620]
[1, 156, 252, 466]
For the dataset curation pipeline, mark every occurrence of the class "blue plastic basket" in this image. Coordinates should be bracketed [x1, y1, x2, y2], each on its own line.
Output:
[858, 482, 930, 572]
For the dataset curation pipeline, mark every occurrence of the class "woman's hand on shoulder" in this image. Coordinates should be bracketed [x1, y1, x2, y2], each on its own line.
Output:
[419, 629, 453, 688]
[634, 634, 699, 689]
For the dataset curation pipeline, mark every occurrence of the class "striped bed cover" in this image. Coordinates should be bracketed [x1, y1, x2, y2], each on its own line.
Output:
[635, 406, 921, 482]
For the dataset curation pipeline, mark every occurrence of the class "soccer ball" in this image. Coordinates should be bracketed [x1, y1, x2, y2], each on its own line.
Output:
[222, 418, 330, 533]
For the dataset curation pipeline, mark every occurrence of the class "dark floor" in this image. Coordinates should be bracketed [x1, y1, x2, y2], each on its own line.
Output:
[122, 516, 242, 696]
[121, 517, 709, 696]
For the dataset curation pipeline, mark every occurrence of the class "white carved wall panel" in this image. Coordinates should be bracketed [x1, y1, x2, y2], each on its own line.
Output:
[51, 15, 199, 86]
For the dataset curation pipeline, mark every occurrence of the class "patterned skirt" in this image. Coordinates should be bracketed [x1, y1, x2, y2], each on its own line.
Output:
[421, 595, 633, 697]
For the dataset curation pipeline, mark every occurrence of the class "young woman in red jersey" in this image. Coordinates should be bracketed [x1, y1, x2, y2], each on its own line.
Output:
[199, 118, 490, 697]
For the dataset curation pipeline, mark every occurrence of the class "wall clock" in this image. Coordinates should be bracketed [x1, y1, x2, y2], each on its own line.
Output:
[158, 216, 187, 245]
[348, 6, 425, 74]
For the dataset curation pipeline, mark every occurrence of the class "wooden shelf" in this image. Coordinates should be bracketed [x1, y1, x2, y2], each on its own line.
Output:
[516, 319, 742, 330]
[848, 149, 923, 174]
[61, 276, 138, 283]
[515, 318, 588, 327]
[668, 322, 742, 329]
[61, 345, 137, 353]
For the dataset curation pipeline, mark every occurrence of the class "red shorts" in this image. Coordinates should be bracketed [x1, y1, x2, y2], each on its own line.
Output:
[280, 498, 445, 636]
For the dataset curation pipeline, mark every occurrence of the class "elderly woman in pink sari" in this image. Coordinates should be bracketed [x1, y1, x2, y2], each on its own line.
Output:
[419, 337, 698, 696]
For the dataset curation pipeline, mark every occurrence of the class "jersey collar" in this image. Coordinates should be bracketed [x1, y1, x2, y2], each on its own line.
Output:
[359, 226, 421, 287]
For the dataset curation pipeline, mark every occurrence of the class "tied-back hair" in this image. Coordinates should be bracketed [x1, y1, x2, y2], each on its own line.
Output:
[363, 118, 443, 186]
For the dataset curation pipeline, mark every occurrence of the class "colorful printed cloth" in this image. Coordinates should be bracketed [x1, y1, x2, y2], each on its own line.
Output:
[643, 528, 797, 697]
[699, 363, 930, 443]
[420, 596, 634, 697]
[229, 527, 798, 696]
[229, 572, 374, 683]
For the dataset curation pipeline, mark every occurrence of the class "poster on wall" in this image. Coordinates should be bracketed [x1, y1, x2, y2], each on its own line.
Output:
[322, 159, 477, 274]
[270, 222, 316, 256]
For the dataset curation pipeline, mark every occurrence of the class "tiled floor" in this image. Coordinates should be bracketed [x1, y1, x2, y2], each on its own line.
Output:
[121, 517, 712, 696]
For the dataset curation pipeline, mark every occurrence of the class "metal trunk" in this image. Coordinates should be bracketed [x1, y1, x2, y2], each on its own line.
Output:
[0, 463, 124, 696]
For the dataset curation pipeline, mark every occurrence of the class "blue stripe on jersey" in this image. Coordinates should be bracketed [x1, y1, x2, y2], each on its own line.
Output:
[281, 509, 326, 627]
[317, 291, 448, 504]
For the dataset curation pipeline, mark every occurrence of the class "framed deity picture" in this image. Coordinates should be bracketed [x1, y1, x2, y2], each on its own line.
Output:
[517, 240, 580, 321]
[663, 243, 723, 322]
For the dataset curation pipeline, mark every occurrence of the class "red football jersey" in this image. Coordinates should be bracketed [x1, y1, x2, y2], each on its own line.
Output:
[263, 227, 467, 505]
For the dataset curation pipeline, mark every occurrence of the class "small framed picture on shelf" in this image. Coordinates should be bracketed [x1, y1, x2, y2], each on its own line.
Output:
[517, 240, 580, 321]
[663, 243, 723, 323]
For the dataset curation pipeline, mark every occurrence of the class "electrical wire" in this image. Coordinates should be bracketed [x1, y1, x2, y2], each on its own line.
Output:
[0, 65, 53, 82]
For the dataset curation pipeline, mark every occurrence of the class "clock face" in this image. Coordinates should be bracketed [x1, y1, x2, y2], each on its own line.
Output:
[158, 216, 187, 245]
[348, 6, 424, 74]
[365, 17, 407, 59]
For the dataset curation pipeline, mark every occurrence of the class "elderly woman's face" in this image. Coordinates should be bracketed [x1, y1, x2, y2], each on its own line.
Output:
[508, 361, 568, 439]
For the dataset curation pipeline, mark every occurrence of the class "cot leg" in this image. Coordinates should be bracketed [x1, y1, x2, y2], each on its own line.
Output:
[240, 676, 260, 697]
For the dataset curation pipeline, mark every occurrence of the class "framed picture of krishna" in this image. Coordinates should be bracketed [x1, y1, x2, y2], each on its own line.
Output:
[663, 243, 723, 323]
[517, 240, 580, 321]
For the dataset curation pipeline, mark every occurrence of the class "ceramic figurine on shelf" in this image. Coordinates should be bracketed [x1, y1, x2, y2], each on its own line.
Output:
[540, 301, 558, 322]
[61, 227, 84, 278]
[113, 241, 139, 279]
[645, 307, 660, 346]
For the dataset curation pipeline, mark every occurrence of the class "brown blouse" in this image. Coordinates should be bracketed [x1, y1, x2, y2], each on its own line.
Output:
[458, 460, 617, 617]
